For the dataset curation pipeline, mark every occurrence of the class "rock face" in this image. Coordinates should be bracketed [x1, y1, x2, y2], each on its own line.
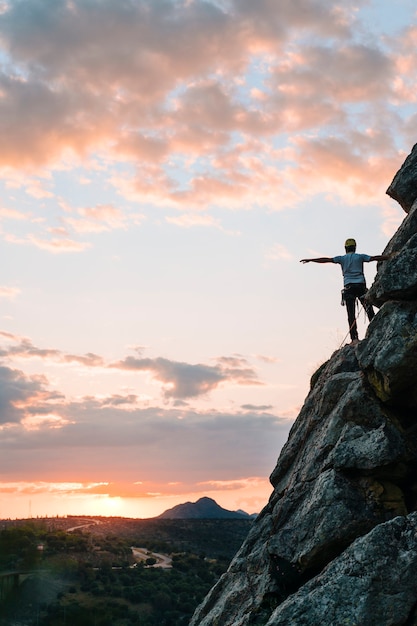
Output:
[386, 143, 417, 212]
[190, 149, 417, 626]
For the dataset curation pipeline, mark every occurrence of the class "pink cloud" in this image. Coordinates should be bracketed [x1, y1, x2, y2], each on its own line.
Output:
[0, 0, 411, 224]
[2, 229, 91, 253]
[390, 27, 417, 105]
[0, 207, 27, 220]
[27, 234, 91, 253]
[286, 134, 400, 204]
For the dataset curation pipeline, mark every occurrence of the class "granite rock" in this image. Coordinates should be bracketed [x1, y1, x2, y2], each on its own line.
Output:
[190, 147, 417, 626]
[386, 143, 417, 212]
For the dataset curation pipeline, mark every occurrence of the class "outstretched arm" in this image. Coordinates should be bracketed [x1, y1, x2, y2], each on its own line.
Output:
[369, 254, 391, 262]
[300, 257, 334, 264]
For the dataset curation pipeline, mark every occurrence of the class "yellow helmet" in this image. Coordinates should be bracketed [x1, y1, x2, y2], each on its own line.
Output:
[345, 238, 356, 248]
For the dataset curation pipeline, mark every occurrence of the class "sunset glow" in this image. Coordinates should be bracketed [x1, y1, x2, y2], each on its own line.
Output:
[0, 0, 414, 519]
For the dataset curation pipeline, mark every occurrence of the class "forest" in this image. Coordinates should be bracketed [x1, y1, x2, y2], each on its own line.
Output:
[0, 517, 252, 625]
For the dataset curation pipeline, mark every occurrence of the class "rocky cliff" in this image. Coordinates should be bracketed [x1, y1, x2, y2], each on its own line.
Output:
[189, 146, 417, 626]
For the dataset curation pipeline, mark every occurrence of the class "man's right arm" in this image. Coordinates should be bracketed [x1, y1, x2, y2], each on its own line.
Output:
[300, 257, 334, 264]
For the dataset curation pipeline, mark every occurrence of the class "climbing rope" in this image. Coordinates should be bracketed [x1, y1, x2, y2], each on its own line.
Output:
[338, 300, 364, 349]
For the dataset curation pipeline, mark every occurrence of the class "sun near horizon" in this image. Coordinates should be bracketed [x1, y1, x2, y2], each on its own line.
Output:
[0, 478, 273, 521]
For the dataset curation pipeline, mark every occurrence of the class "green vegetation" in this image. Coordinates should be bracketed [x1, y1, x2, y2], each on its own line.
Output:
[0, 518, 251, 625]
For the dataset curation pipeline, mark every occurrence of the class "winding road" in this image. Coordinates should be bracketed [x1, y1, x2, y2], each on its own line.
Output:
[130, 547, 172, 569]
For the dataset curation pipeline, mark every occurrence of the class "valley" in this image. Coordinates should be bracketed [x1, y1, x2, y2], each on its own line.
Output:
[0, 515, 253, 625]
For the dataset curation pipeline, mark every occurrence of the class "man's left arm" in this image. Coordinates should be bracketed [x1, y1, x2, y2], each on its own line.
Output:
[369, 254, 392, 262]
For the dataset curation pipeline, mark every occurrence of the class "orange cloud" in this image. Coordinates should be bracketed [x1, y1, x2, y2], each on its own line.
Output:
[0, 207, 27, 220]
[4, 232, 91, 253]
[0, 286, 20, 299]
[0, 481, 109, 496]
[286, 134, 400, 205]
[64, 203, 128, 233]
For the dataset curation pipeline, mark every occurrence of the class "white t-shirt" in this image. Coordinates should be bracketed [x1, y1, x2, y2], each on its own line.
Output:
[333, 253, 372, 286]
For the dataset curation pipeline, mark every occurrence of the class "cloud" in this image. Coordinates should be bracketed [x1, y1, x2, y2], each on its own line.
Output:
[4, 232, 91, 253]
[256, 354, 280, 364]
[0, 396, 289, 484]
[29, 236, 91, 253]
[0, 332, 105, 366]
[0, 332, 63, 361]
[285, 133, 400, 205]
[0, 207, 27, 220]
[266, 243, 293, 261]
[0, 333, 289, 506]
[0, 364, 56, 425]
[0, 286, 20, 299]
[0, 476, 272, 512]
[0, 0, 410, 224]
[197, 476, 270, 493]
[0, 481, 108, 496]
[0, 332, 261, 400]
[166, 212, 223, 229]
[269, 43, 392, 109]
[234, 0, 354, 42]
[110, 355, 262, 399]
[380, 203, 404, 237]
[391, 25, 417, 102]
[1, 196, 145, 252]
[0, 352, 288, 496]
[241, 404, 273, 411]
[64, 203, 129, 234]
[24, 179, 54, 199]
[21, 412, 73, 431]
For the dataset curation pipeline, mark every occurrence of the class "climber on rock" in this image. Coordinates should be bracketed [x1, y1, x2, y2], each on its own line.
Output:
[300, 238, 391, 342]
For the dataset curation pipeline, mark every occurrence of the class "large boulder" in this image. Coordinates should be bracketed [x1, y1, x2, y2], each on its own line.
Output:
[367, 224, 417, 306]
[368, 154, 417, 307]
[265, 513, 417, 626]
[357, 301, 417, 407]
[386, 143, 417, 212]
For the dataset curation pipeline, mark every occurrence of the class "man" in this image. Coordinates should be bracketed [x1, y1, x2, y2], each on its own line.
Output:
[300, 238, 390, 342]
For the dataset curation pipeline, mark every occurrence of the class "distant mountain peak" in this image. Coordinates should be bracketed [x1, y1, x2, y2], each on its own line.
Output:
[157, 497, 253, 520]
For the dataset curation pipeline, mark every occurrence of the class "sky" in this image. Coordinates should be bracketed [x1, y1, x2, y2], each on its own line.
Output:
[0, 0, 415, 520]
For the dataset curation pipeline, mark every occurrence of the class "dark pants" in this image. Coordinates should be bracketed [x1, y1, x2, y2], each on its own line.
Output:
[343, 283, 374, 341]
